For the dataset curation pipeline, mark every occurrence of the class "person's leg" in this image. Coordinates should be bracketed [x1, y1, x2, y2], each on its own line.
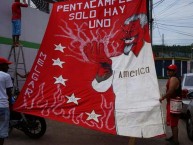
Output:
[171, 126, 179, 143]
[0, 138, 4, 145]
[166, 103, 173, 140]
[12, 35, 16, 46]
[15, 20, 21, 46]
[168, 114, 180, 145]
[0, 108, 10, 145]
[15, 35, 20, 45]
[165, 135, 173, 141]
[12, 20, 16, 46]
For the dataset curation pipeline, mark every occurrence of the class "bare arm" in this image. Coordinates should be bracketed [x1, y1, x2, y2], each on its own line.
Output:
[160, 77, 179, 102]
[6, 87, 13, 100]
[23, 0, 27, 4]
[21, 0, 28, 7]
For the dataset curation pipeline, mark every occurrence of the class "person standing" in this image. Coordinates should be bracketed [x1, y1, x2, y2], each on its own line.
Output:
[12, 0, 28, 46]
[159, 64, 182, 145]
[0, 57, 13, 145]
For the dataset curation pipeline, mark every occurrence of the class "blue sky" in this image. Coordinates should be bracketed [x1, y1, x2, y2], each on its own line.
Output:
[153, 0, 193, 46]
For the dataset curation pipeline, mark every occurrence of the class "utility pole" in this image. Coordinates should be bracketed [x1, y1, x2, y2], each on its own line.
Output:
[162, 34, 164, 46]
[161, 34, 165, 77]
[149, 0, 153, 44]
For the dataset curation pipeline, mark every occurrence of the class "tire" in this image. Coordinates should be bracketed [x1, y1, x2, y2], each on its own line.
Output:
[23, 115, 47, 139]
[186, 113, 193, 141]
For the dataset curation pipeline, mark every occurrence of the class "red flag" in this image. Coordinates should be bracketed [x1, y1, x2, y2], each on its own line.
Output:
[14, 0, 164, 137]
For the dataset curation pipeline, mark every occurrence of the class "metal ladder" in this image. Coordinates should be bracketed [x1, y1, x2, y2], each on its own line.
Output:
[8, 45, 27, 95]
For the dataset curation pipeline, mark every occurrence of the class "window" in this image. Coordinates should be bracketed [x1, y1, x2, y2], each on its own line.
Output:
[184, 76, 193, 86]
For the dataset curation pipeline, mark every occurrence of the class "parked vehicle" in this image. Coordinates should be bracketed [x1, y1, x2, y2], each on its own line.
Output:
[181, 73, 193, 92]
[9, 97, 47, 139]
[181, 73, 193, 116]
[9, 110, 47, 138]
[186, 92, 193, 141]
[181, 89, 190, 117]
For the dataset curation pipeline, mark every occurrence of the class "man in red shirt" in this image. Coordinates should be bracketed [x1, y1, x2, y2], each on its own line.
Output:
[12, 0, 28, 47]
[159, 64, 181, 145]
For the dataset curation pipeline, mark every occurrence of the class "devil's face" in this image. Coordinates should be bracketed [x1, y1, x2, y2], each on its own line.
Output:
[121, 19, 144, 56]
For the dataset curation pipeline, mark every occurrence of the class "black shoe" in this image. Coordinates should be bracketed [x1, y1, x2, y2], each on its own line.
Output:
[165, 136, 173, 141]
[167, 140, 179, 145]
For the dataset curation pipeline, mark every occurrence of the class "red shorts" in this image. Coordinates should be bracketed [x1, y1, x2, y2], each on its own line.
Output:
[166, 103, 180, 127]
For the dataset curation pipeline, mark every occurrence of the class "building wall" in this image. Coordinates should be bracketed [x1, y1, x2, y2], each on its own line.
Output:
[0, 0, 50, 43]
[0, 0, 51, 68]
[155, 59, 188, 78]
[153, 45, 192, 77]
[0, 0, 51, 88]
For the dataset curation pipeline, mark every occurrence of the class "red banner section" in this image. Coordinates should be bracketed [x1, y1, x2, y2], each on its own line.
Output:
[14, 0, 164, 137]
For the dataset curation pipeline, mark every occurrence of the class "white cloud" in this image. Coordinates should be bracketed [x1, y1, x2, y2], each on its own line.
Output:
[153, 0, 193, 45]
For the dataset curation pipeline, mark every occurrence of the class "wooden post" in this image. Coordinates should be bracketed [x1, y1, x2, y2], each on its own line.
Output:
[128, 137, 136, 145]
[149, 0, 153, 44]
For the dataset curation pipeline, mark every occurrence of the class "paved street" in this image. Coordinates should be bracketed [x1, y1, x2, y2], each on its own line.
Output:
[4, 79, 193, 145]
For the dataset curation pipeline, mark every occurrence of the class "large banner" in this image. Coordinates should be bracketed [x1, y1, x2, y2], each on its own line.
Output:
[14, 0, 165, 137]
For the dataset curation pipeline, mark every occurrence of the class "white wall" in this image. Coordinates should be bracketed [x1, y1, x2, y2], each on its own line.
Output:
[0, 0, 50, 43]
[0, 0, 51, 66]
[0, 0, 51, 88]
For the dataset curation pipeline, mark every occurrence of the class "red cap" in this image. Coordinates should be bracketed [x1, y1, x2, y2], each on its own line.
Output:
[167, 64, 177, 71]
[0, 57, 12, 65]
